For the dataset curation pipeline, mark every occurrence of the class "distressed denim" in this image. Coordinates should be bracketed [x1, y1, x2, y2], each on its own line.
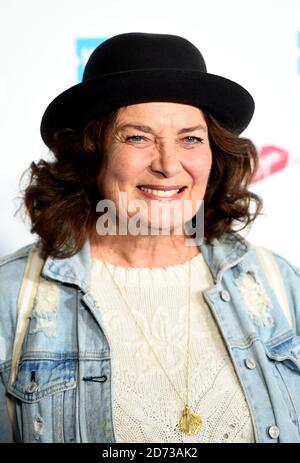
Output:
[0, 234, 300, 443]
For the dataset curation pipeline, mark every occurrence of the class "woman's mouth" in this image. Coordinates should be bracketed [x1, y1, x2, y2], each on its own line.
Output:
[136, 185, 187, 200]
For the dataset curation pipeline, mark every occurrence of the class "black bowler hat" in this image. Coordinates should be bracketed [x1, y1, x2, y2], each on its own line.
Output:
[40, 32, 255, 147]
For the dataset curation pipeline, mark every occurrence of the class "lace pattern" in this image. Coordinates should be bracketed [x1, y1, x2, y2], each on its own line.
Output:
[90, 254, 254, 443]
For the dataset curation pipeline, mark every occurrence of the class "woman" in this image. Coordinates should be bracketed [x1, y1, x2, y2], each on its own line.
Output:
[1, 32, 300, 443]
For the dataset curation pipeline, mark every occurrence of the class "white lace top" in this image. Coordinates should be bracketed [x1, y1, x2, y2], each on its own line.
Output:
[90, 252, 255, 443]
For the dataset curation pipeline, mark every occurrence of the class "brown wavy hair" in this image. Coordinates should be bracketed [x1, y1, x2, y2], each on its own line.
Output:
[18, 109, 262, 258]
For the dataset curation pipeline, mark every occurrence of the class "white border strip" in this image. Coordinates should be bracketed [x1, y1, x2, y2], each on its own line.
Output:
[6, 244, 44, 434]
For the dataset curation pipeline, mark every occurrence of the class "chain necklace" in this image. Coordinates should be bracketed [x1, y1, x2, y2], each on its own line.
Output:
[97, 247, 203, 436]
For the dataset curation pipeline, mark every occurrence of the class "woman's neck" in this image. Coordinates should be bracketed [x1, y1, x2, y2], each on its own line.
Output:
[89, 231, 200, 269]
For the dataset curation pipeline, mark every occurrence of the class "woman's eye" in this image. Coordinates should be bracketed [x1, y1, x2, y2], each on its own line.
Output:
[124, 135, 203, 144]
[125, 135, 147, 143]
[183, 136, 203, 144]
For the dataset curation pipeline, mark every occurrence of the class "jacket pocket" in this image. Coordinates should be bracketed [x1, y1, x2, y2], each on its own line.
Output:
[7, 358, 77, 443]
[265, 335, 300, 372]
[265, 335, 300, 427]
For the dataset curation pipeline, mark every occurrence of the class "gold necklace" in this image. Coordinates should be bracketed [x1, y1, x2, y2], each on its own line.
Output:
[97, 248, 203, 436]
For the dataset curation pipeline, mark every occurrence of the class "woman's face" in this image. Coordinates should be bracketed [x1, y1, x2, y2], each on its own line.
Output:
[97, 102, 212, 234]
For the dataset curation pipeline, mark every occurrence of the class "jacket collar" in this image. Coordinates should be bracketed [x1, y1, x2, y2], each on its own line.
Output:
[200, 233, 250, 283]
[41, 239, 92, 293]
[41, 233, 250, 290]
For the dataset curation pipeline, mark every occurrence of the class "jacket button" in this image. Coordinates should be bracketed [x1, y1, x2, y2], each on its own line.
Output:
[244, 358, 256, 369]
[26, 382, 38, 394]
[220, 290, 231, 302]
[268, 426, 280, 439]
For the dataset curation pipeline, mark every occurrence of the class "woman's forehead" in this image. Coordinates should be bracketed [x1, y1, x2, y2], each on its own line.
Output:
[115, 102, 206, 126]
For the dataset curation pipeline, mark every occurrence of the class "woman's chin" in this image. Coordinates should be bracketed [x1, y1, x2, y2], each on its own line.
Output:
[132, 217, 187, 236]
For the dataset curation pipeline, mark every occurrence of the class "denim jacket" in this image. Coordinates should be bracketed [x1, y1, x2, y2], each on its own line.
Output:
[1, 233, 300, 443]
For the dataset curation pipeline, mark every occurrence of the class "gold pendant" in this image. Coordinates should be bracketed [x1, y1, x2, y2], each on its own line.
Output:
[180, 404, 202, 435]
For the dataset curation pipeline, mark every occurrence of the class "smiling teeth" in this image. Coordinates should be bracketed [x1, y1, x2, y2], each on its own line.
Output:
[139, 187, 181, 197]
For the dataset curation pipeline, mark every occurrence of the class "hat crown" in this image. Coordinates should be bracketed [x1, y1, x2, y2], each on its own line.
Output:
[82, 32, 207, 82]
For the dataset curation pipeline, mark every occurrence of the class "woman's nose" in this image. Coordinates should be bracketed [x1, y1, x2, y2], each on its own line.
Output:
[149, 141, 182, 177]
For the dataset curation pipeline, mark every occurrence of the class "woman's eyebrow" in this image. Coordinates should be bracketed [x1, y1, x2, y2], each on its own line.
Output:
[116, 123, 207, 134]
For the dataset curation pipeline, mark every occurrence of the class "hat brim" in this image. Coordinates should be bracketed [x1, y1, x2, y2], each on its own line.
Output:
[40, 69, 254, 146]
